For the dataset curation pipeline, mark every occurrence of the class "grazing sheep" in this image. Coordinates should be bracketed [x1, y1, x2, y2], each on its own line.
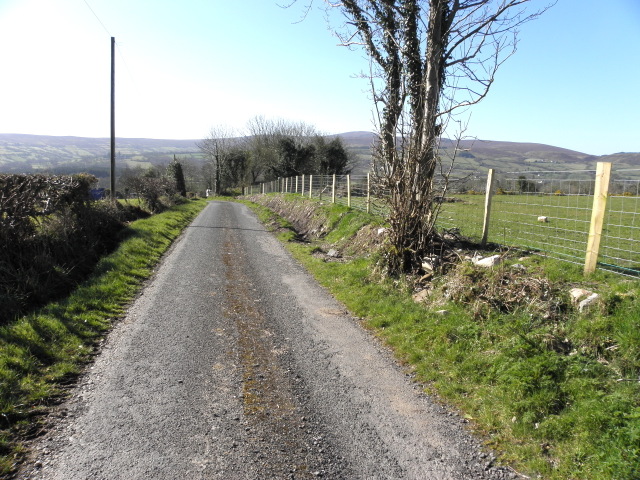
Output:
[538, 216, 549, 223]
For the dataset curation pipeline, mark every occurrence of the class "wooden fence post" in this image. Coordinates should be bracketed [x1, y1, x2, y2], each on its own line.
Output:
[332, 174, 336, 204]
[584, 162, 612, 274]
[481, 169, 495, 246]
[309, 175, 313, 198]
[366, 173, 371, 213]
[295, 176, 299, 193]
[347, 175, 351, 208]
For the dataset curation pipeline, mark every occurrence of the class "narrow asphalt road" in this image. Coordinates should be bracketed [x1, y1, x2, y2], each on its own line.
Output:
[19, 201, 512, 479]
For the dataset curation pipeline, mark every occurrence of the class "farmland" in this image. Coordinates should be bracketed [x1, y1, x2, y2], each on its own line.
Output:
[437, 193, 640, 275]
[0, 134, 203, 178]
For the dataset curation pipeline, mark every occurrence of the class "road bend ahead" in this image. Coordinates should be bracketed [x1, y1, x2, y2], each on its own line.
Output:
[20, 201, 505, 480]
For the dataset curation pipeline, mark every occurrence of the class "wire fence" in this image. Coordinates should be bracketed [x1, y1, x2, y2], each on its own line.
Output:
[438, 171, 599, 265]
[245, 165, 640, 278]
[601, 173, 640, 276]
[248, 174, 391, 216]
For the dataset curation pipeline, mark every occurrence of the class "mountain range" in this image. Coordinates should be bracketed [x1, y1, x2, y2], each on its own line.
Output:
[1, 132, 638, 179]
[337, 132, 640, 178]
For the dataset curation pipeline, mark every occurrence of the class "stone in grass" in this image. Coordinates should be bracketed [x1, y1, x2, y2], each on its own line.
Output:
[578, 293, 600, 313]
[412, 289, 430, 303]
[569, 287, 593, 304]
[472, 254, 502, 268]
[568, 288, 601, 312]
[326, 249, 340, 258]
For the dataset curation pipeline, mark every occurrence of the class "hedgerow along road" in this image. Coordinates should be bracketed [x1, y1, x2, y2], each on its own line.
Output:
[20, 201, 510, 479]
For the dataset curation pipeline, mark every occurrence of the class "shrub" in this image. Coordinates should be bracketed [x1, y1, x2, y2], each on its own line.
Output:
[0, 174, 149, 324]
[123, 175, 176, 213]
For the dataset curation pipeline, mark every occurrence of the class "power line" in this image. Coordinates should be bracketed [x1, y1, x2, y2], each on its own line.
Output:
[82, 0, 147, 144]
[81, 1, 139, 97]
[115, 43, 138, 89]
[82, 0, 111, 37]
[81, 1, 141, 106]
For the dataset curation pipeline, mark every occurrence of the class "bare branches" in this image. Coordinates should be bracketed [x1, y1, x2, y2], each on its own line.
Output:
[324, 0, 552, 273]
[277, 0, 314, 23]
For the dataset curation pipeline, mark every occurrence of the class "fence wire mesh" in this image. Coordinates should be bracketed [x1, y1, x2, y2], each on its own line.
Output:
[489, 171, 595, 265]
[600, 171, 640, 276]
[247, 165, 640, 277]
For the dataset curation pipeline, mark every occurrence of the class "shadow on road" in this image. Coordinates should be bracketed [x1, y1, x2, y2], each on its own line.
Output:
[187, 225, 267, 233]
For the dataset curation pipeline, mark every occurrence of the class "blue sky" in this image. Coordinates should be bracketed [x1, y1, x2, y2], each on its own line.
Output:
[0, 0, 638, 155]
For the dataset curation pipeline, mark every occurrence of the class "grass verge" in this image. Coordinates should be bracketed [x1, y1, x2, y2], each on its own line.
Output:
[0, 198, 208, 475]
[242, 195, 640, 480]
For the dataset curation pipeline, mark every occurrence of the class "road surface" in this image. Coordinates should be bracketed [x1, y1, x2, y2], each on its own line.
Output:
[20, 201, 512, 479]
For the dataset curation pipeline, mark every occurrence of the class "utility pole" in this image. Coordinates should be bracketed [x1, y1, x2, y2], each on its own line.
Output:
[110, 37, 116, 200]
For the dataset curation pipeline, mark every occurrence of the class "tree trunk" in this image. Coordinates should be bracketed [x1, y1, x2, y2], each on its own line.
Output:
[385, 0, 448, 273]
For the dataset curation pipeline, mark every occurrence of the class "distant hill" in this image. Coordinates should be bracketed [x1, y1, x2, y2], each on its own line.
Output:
[339, 131, 640, 177]
[0, 134, 202, 176]
[1, 132, 638, 179]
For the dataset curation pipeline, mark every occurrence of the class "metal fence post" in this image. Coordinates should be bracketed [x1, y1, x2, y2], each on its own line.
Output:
[584, 162, 612, 274]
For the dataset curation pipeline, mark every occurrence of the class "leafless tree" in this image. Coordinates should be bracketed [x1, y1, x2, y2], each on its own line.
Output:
[322, 0, 552, 273]
[197, 125, 238, 195]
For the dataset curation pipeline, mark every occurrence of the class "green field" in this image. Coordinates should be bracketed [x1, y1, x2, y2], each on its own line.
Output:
[436, 194, 640, 275]
[323, 189, 640, 276]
